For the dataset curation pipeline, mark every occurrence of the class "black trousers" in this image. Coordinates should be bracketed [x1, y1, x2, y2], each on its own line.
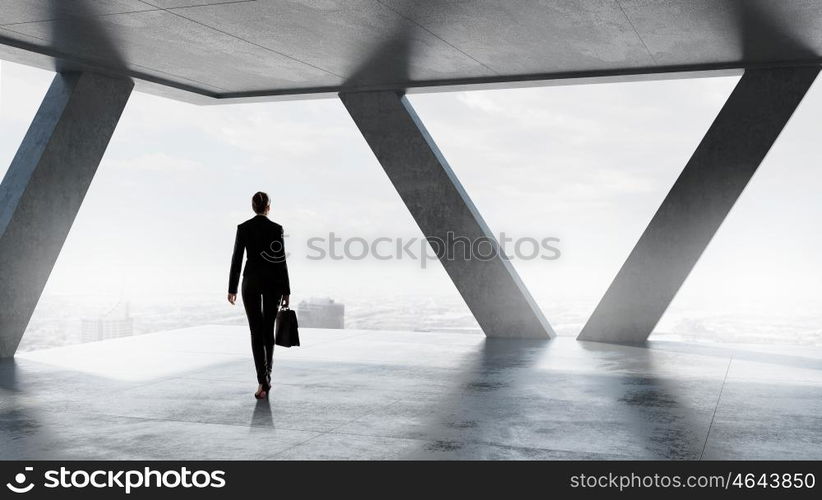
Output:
[241, 277, 281, 385]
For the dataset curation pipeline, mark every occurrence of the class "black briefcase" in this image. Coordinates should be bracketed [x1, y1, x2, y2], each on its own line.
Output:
[275, 307, 300, 347]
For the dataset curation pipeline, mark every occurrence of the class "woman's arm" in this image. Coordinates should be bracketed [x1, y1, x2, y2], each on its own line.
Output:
[280, 226, 290, 307]
[227, 225, 244, 304]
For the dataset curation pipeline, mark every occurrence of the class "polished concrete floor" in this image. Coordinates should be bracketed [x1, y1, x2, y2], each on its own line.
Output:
[1, 326, 821, 460]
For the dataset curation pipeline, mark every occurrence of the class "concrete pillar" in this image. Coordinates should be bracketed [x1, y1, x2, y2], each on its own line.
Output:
[340, 90, 554, 339]
[0, 71, 133, 357]
[578, 67, 819, 343]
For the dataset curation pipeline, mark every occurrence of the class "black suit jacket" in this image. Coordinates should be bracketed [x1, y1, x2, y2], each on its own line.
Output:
[228, 215, 291, 295]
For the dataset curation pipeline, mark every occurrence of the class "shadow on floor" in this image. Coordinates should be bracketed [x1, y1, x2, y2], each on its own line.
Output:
[400, 338, 551, 459]
[250, 398, 273, 428]
[0, 358, 18, 391]
[397, 338, 719, 459]
[578, 341, 719, 459]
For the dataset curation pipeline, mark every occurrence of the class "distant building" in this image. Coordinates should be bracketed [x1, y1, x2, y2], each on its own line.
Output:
[81, 300, 134, 343]
[297, 297, 344, 329]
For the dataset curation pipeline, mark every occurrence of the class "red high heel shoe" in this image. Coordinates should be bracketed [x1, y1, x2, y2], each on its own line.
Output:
[254, 384, 267, 399]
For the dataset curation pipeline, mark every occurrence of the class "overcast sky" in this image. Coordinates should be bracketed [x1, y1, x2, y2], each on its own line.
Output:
[3, 60, 822, 333]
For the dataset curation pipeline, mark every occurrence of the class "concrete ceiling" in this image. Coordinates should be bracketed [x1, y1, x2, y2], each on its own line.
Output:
[0, 0, 820, 103]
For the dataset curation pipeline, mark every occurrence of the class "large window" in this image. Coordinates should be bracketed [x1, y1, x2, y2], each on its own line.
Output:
[409, 76, 738, 338]
[4, 59, 819, 349]
[3, 61, 471, 352]
[658, 77, 822, 345]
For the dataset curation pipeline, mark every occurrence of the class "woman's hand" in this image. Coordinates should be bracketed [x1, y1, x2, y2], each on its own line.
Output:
[227, 293, 236, 305]
[282, 295, 290, 308]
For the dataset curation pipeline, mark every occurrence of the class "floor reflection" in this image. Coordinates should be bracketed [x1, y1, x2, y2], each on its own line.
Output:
[579, 341, 718, 459]
[645, 341, 822, 372]
[397, 338, 717, 459]
[250, 397, 273, 429]
[0, 359, 56, 459]
[6, 328, 819, 460]
[401, 338, 552, 459]
[0, 358, 18, 391]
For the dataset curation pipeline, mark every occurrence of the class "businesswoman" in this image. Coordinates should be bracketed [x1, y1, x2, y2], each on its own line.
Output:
[227, 192, 291, 399]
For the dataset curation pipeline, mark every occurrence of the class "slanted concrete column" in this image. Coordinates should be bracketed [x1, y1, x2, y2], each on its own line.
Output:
[0, 71, 133, 357]
[340, 90, 554, 339]
[579, 67, 819, 343]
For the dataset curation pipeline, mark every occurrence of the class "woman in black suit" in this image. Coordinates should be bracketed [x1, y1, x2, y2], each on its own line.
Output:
[227, 192, 291, 399]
